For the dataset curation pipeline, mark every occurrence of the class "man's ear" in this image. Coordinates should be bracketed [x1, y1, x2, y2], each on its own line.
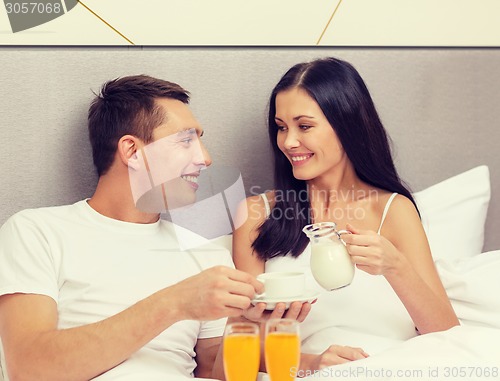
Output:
[117, 135, 141, 170]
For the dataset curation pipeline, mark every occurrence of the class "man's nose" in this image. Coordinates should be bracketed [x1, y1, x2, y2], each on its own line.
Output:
[196, 141, 212, 167]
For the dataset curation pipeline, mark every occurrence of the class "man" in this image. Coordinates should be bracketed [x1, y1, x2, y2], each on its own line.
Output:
[0, 75, 265, 380]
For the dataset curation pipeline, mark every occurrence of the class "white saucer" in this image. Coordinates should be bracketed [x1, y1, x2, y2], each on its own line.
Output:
[251, 290, 320, 310]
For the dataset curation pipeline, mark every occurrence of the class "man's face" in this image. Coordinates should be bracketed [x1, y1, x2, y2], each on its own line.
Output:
[129, 98, 212, 212]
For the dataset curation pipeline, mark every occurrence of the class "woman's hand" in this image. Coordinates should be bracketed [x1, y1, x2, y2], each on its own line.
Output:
[300, 345, 369, 374]
[242, 301, 313, 323]
[342, 223, 405, 276]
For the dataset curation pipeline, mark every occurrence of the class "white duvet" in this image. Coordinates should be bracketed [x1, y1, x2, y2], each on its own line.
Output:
[298, 250, 500, 380]
[299, 325, 500, 380]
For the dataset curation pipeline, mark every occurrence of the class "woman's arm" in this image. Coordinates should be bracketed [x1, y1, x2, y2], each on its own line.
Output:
[233, 192, 311, 320]
[344, 195, 459, 334]
[232, 192, 311, 322]
[232, 194, 269, 277]
[232, 193, 368, 374]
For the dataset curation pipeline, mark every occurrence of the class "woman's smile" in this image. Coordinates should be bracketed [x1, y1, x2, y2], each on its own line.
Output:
[290, 153, 314, 166]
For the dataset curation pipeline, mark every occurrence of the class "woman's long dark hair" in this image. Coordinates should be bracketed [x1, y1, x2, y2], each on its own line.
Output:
[253, 57, 419, 261]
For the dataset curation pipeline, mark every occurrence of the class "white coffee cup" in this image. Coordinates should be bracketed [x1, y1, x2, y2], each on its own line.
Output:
[256, 272, 305, 299]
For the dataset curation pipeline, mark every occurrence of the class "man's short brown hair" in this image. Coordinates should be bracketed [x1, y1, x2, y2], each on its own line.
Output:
[88, 75, 190, 176]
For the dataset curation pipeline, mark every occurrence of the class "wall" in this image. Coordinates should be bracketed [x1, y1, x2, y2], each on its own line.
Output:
[0, 47, 499, 250]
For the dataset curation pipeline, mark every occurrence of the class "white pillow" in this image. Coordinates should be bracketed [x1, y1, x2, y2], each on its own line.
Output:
[436, 250, 500, 329]
[413, 166, 490, 261]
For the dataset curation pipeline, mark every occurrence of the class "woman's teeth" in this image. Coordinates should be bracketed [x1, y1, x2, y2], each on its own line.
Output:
[291, 155, 312, 162]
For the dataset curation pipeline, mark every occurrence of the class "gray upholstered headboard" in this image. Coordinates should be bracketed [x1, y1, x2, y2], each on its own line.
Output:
[1, 47, 498, 251]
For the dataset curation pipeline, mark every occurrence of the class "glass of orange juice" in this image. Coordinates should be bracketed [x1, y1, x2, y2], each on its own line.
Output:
[265, 318, 300, 381]
[223, 322, 260, 381]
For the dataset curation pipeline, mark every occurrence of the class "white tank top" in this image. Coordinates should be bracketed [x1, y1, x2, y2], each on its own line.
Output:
[261, 191, 416, 354]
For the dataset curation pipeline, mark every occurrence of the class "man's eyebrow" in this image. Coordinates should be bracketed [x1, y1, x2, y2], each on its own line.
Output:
[177, 127, 204, 136]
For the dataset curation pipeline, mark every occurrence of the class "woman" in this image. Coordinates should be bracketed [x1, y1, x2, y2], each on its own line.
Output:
[233, 57, 459, 372]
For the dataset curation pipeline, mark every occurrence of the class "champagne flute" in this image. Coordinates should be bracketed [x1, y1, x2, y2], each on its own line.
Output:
[223, 322, 260, 381]
[265, 319, 300, 381]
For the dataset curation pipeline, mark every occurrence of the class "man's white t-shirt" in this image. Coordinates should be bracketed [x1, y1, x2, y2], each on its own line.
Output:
[0, 200, 232, 380]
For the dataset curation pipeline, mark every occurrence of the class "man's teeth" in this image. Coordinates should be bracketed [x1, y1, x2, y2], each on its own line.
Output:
[291, 155, 311, 162]
[181, 175, 198, 183]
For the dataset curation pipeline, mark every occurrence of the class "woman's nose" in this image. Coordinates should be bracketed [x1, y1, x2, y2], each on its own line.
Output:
[282, 130, 300, 150]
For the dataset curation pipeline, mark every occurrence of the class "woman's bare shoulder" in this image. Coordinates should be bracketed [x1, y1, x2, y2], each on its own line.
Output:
[366, 189, 415, 216]
[381, 193, 425, 247]
[245, 190, 277, 208]
[236, 190, 276, 227]
[389, 194, 419, 217]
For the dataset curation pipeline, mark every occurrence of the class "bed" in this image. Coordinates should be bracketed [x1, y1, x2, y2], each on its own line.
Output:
[261, 165, 500, 380]
[0, 47, 499, 380]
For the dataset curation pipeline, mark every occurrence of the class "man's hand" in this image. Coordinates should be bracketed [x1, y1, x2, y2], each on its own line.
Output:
[171, 266, 264, 321]
[0, 267, 262, 381]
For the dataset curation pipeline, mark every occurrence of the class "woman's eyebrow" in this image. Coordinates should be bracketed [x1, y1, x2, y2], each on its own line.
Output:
[275, 115, 316, 122]
[294, 115, 315, 120]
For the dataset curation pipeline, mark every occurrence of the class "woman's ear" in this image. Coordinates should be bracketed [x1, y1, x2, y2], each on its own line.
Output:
[117, 135, 141, 170]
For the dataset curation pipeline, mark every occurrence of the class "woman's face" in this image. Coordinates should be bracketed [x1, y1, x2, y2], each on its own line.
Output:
[275, 87, 347, 183]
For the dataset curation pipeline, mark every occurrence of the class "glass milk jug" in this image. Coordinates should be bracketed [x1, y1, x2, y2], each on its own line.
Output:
[302, 222, 355, 291]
